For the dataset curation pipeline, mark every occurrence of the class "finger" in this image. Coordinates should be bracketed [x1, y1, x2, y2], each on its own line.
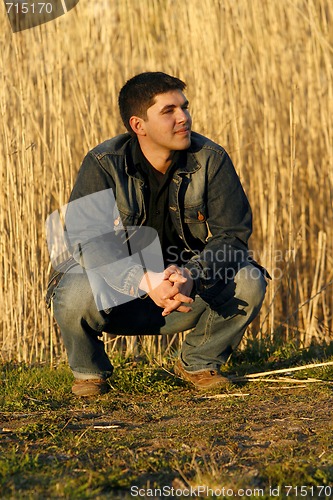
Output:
[162, 303, 192, 316]
[163, 265, 183, 279]
[168, 273, 187, 284]
[177, 304, 193, 313]
[163, 265, 179, 277]
[161, 300, 182, 316]
[162, 288, 193, 302]
[173, 292, 193, 303]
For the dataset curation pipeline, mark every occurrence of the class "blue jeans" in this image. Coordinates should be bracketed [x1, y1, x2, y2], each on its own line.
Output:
[49, 262, 267, 379]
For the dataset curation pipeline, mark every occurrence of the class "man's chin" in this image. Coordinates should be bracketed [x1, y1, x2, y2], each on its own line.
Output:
[175, 134, 191, 150]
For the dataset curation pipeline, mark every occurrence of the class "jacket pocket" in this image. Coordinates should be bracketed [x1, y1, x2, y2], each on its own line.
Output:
[113, 206, 140, 233]
[183, 205, 209, 241]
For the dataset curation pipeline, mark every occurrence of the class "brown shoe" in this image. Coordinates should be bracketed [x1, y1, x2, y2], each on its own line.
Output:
[174, 359, 229, 389]
[72, 378, 110, 397]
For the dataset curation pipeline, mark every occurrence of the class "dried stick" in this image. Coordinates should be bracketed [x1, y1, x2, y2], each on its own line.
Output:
[231, 360, 333, 381]
[195, 393, 250, 400]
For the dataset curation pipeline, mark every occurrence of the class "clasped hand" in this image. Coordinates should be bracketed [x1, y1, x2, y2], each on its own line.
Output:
[139, 265, 194, 316]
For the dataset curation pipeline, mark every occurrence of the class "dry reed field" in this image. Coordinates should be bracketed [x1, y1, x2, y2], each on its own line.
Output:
[0, 0, 332, 364]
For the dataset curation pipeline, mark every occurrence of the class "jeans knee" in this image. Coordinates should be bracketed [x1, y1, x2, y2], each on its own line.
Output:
[235, 264, 267, 310]
[51, 273, 107, 334]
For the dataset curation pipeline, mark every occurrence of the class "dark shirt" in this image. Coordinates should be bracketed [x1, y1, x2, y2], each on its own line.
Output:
[131, 139, 186, 266]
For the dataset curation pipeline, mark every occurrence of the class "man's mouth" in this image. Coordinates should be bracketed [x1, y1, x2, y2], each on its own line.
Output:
[175, 127, 190, 135]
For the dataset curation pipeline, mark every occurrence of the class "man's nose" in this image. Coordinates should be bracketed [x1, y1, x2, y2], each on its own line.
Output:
[176, 108, 188, 123]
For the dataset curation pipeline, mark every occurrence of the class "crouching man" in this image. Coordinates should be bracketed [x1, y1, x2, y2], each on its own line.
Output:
[46, 72, 268, 396]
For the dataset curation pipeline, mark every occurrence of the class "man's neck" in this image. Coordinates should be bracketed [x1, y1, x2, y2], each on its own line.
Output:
[137, 139, 174, 174]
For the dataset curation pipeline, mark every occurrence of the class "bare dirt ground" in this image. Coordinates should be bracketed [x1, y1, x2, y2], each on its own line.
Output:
[1, 368, 333, 498]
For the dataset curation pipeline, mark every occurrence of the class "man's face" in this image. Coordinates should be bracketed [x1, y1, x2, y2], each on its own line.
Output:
[140, 90, 192, 153]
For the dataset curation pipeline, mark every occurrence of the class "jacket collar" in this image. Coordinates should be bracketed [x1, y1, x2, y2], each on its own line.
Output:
[125, 135, 202, 178]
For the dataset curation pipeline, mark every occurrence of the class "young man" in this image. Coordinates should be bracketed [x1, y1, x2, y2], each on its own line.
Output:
[46, 72, 268, 397]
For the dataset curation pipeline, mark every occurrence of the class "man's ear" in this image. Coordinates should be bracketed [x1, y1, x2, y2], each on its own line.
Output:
[129, 116, 146, 136]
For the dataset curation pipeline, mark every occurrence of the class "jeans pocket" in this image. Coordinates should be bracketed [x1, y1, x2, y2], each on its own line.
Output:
[45, 257, 78, 308]
[45, 271, 64, 308]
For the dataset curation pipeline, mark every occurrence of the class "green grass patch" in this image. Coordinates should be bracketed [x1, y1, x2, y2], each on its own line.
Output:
[0, 349, 333, 498]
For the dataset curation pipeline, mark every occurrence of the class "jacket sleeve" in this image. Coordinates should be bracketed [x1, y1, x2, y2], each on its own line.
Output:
[64, 152, 147, 304]
[184, 149, 254, 296]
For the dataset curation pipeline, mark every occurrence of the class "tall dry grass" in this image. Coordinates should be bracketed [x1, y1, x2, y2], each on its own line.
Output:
[0, 0, 332, 363]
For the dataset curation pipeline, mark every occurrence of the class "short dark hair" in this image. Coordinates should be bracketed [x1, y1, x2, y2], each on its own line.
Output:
[118, 72, 186, 134]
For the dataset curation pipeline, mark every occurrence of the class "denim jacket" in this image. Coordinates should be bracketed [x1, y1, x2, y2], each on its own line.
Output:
[53, 131, 260, 301]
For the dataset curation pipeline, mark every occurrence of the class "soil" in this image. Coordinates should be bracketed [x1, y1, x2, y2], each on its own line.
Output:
[1, 378, 333, 498]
